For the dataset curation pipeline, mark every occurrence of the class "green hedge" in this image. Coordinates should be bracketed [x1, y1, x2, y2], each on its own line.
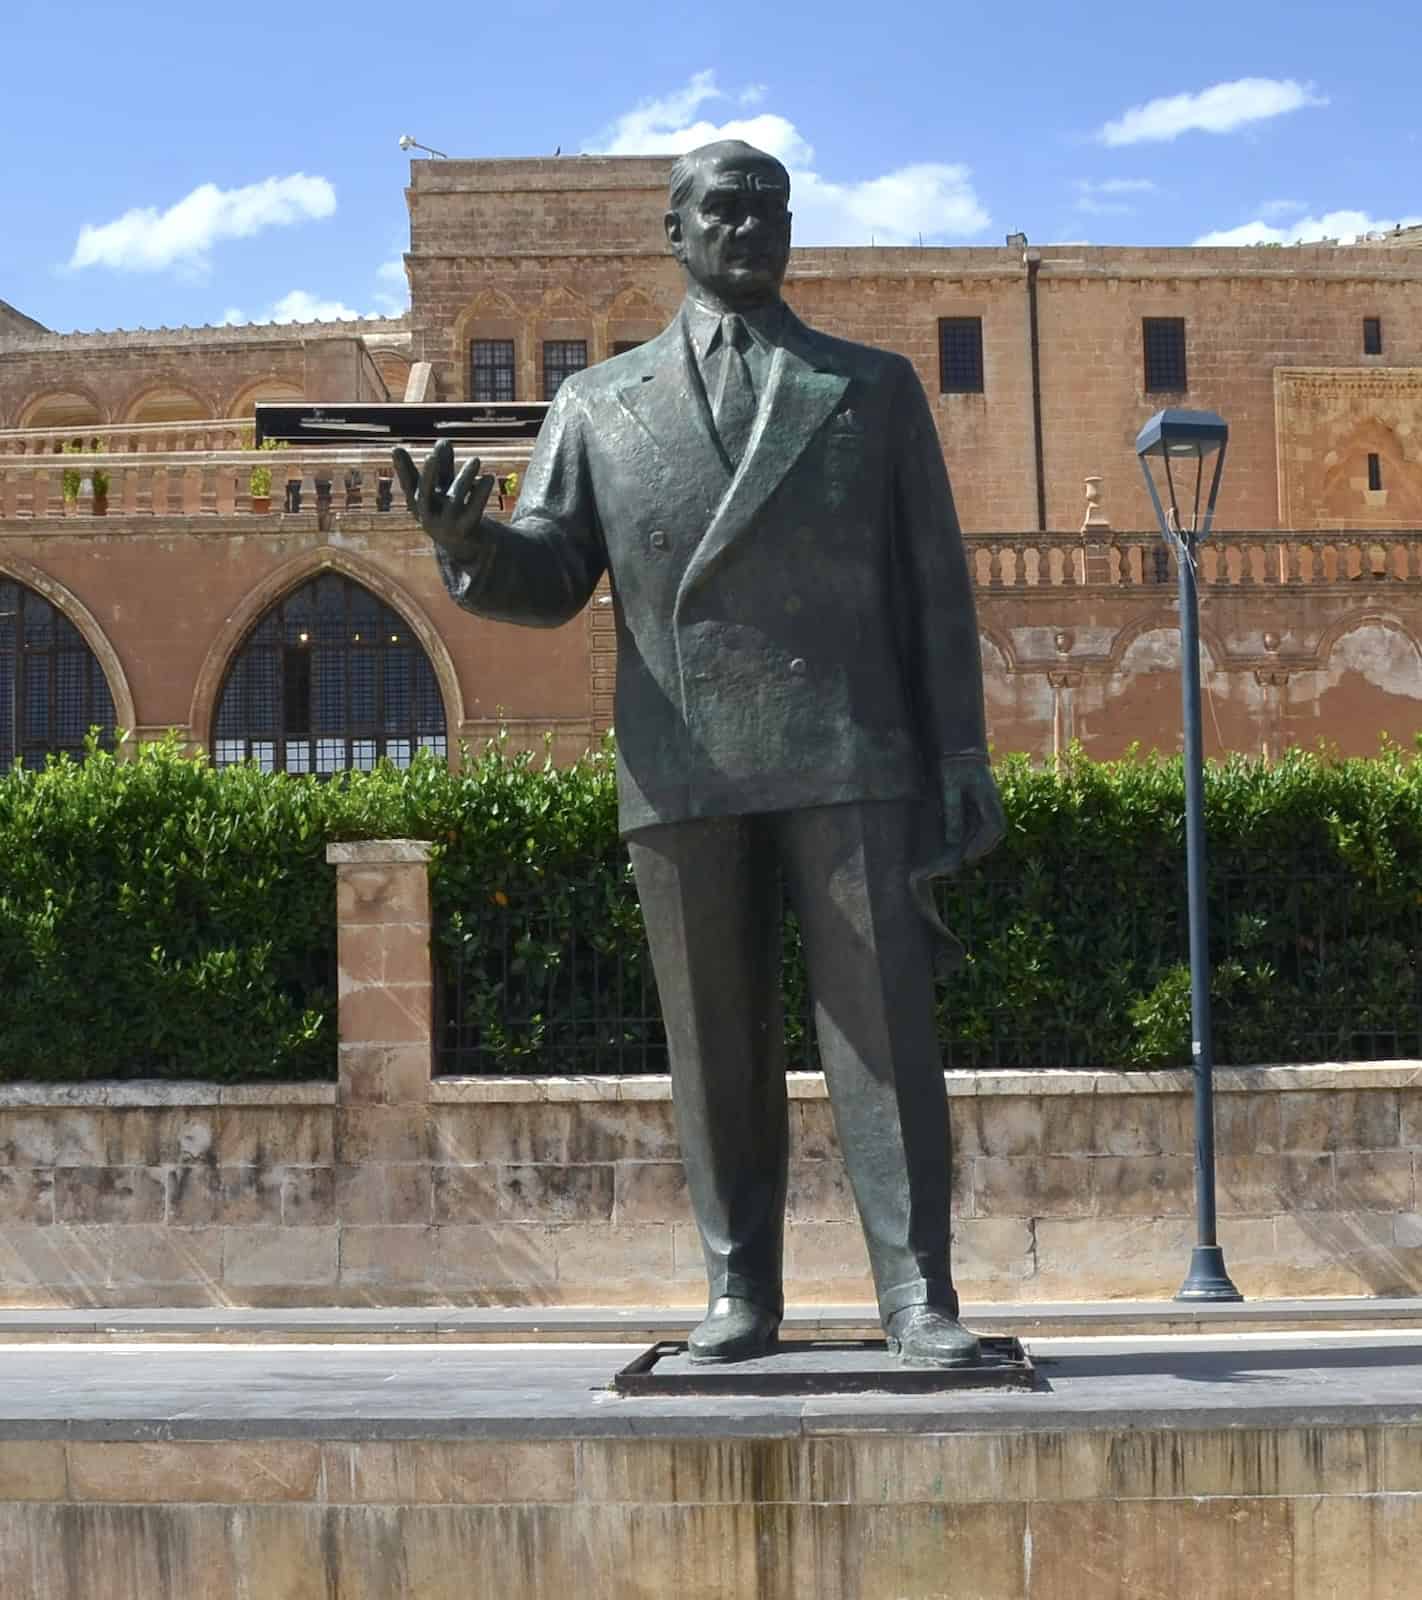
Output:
[1, 736, 1419, 1081]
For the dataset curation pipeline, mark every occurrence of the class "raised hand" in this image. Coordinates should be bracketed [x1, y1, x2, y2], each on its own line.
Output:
[391, 439, 497, 560]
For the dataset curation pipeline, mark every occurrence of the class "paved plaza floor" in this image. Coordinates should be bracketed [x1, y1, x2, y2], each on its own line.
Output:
[2, 1327, 1421, 1441]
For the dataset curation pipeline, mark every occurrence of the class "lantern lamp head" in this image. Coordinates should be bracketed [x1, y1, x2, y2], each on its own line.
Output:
[1135, 408, 1229, 542]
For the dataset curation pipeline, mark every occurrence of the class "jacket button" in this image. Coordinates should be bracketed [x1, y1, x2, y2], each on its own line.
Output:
[789, 657, 807, 675]
[649, 530, 669, 550]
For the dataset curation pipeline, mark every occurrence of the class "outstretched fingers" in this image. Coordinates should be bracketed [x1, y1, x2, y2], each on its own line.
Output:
[416, 439, 455, 525]
[447, 454, 484, 516]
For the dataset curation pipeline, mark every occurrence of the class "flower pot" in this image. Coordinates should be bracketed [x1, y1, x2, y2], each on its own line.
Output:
[251, 495, 272, 514]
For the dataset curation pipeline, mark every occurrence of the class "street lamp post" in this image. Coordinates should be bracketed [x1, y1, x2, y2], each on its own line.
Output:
[1135, 409, 1243, 1304]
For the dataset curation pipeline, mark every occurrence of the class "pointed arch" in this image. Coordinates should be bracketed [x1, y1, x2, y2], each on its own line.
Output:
[188, 547, 465, 758]
[0, 556, 136, 762]
[16, 386, 106, 433]
[120, 379, 214, 424]
[1316, 610, 1421, 665]
[538, 284, 593, 320]
[604, 283, 672, 362]
[605, 284, 670, 322]
[452, 290, 527, 402]
[224, 376, 307, 419]
[1104, 611, 1230, 673]
[977, 624, 1018, 673]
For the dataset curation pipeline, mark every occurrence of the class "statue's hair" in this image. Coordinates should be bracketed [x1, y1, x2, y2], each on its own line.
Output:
[667, 142, 791, 211]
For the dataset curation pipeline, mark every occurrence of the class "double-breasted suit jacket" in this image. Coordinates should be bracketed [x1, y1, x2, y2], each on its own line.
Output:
[437, 300, 988, 835]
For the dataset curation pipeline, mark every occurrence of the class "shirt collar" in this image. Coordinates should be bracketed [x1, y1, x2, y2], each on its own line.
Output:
[684, 295, 787, 361]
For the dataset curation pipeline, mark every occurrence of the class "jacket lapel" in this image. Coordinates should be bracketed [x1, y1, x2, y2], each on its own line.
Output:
[676, 316, 849, 612]
[615, 316, 730, 501]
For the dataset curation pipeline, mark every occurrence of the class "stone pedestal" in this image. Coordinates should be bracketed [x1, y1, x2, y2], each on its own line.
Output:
[326, 840, 435, 1107]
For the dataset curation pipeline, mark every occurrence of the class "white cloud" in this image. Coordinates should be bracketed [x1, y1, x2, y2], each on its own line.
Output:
[1075, 177, 1157, 215]
[69, 174, 337, 274]
[1194, 208, 1422, 246]
[219, 289, 379, 326]
[373, 257, 408, 316]
[1098, 78, 1326, 146]
[266, 290, 365, 323]
[739, 83, 768, 107]
[585, 72, 989, 244]
[1260, 198, 1308, 219]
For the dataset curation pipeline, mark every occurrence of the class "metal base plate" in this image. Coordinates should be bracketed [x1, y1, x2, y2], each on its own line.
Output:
[612, 1336, 1038, 1397]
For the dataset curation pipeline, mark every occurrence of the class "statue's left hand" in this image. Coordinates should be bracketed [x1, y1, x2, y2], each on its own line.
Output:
[937, 758, 1006, 875]
[906, 758, 1005, 968]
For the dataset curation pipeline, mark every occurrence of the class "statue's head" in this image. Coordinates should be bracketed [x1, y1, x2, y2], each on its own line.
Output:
[664, 140, 792, 308]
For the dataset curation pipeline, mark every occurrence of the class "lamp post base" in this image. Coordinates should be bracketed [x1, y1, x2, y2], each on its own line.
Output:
[1175, 1245, 1243, 1302]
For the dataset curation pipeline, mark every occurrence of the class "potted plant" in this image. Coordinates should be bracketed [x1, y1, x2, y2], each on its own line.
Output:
[498, 470, 520, 511]
[61, 440, 83, 511]
[91, 439, 110, 515]
[247, 437, 280, 513]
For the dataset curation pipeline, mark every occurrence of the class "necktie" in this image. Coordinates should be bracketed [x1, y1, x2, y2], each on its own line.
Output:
[712, 313, 758, 466]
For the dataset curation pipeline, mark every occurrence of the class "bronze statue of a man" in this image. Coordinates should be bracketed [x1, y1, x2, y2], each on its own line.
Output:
[395, 140, 1004, 1366]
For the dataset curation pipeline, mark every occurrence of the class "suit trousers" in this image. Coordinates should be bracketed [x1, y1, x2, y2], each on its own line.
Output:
[626, 799, 958, 1322]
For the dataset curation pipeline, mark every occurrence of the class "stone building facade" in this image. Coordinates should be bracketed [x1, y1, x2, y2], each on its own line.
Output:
[1, 154, 1421, 772]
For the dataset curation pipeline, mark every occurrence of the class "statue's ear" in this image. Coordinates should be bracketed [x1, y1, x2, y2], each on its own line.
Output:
[664, 210, 685, 258]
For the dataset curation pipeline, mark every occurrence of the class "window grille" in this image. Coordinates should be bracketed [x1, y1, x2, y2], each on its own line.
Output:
[937, 318, 985, 393]
[0, 580, 116, 771]
[212, 574, 447, 776]
[470, 339, 516, 402]
[1363, 317, 1383, 356]
[1143, 318, 1188, 392]
[542, 340, 588, 400]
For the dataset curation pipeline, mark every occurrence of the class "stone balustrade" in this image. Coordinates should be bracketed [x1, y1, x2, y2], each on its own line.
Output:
[0, 416, 258, 455]
[0, 445, 533, 522]
[965, 531, 1422, 589]
[5, 450, 1420, 593]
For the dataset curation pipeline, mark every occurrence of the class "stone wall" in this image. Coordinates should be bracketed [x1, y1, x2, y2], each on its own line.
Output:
[0, 319, 406, 428]
[11, 1063, 1422, 1309]
[0, 840, 1419, 1309]
[2, 1421, 1419, 1598]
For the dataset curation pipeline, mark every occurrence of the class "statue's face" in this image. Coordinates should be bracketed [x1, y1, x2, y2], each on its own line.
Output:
[666, 158, 792, 307]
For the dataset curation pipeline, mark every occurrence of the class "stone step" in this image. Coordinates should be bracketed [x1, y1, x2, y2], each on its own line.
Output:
[2, 1294, 1420, 1343]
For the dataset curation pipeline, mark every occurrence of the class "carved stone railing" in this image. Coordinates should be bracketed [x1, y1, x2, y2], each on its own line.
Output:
[0, 445, 533, 522]
[964, 532, 1422, 589]
[5, 465, 1421, 592]
[0, 417, 260, 456]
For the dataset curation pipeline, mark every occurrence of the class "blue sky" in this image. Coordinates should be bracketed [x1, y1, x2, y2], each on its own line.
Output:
[4, 0, 1419, 334]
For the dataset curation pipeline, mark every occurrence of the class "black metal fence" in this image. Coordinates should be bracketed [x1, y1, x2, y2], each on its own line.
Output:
[434, 849, 1422, 1074]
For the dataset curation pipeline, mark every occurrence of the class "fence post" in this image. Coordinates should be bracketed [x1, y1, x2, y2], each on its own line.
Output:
[326, 840, 435, 1104]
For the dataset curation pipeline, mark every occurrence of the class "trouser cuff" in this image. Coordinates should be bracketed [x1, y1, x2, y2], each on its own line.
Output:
[878, 1277, 958, 1321]
[711, 1272, 784, 1318]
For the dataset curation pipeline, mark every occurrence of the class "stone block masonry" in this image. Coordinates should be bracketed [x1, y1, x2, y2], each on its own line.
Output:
[2, 1063, 1422, 1308]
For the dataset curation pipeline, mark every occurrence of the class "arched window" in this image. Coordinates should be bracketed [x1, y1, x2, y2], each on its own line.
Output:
[211, 573, 447, 774]
[0, 579, 117, 769]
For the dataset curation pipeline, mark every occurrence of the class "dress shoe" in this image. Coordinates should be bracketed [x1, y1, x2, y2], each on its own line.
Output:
[884, 1305, 981, 1368]
[687, 1296, 781, 1363]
